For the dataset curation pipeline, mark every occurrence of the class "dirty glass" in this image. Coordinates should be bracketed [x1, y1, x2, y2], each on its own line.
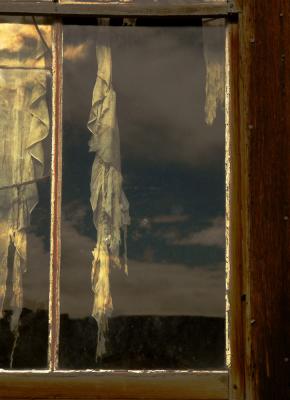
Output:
[0, 17, 52, 369]
[60, 18, 225, 370]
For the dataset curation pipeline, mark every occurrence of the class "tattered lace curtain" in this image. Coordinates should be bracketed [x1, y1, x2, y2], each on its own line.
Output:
[87, 21, 130, 359]
[86, 19, 224, 359]
[0, 17, 50, 332]
[203, 18, 225, 125]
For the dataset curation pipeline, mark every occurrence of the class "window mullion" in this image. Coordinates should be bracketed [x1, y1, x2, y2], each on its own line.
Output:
[49, 18, 63, 372]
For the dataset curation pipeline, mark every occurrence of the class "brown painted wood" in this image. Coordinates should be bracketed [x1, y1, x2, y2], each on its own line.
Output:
[0, 1, 239, 17]
[238, 0, 290, 398]
[0, 372, 228, 400]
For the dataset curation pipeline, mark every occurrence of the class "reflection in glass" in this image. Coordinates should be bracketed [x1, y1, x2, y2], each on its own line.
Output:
[60, 19, 225, 369]
[0, 17, 51, 369]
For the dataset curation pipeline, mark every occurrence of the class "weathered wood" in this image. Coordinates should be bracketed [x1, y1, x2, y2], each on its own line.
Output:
[238, 0, 290, 398]
[49, 19, 63, 371]
[0, 1, 239, 17]
[225, 19, 246, 400]
[0, 371, 228, 399]
[3, 2, 289, 400]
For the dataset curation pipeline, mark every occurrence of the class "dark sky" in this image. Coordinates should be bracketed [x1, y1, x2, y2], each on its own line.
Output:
[0, 17, 226, 371]
[21, 20, 226, 319]
[57, 21, 226, 318]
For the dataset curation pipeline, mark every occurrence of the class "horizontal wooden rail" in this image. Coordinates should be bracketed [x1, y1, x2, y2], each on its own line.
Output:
[0, 370, 228, 399]
[0, 1, 240, 17]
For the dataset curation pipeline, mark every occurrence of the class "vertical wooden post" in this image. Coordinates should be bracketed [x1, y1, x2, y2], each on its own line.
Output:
[226, 16, 247, 400]
[49, 18, 63, 371]
[237, 0, 290, 398]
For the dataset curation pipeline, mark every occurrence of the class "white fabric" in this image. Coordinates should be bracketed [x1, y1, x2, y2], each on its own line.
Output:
[0, 69, 49, 331]
[88, 43, 130, 359]
[203, 19, 225, 125]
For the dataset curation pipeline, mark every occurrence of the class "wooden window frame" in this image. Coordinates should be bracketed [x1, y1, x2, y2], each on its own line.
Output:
[0, 1, 288, 400]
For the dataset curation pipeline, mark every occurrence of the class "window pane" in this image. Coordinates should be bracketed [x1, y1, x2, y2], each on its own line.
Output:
[60, 18, 225, 370]
[0, 17, 52, 369]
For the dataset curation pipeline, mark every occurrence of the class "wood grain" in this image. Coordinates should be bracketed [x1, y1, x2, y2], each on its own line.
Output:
[226, 18, 246, 400]
[0, 1, 239, 17]
[0, 371, 228, 399]
[238, 0, 290, 398]
[49, 19, 63, 371]
[2, 1, 289, 400]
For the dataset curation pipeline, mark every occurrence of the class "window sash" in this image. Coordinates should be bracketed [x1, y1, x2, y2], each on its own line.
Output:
[0, 1, 240, 17]
[0, 8, 238, 400]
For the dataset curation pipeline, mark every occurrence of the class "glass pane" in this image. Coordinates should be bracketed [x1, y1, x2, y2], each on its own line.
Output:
[0, 17, 52, 369]
[60, 18, 225, 370]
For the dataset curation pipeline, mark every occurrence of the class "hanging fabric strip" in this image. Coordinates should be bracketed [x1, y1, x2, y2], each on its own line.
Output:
[0, 68, 50, 331]
[87, 21, 130, 359]
[202, 18, 225, 126]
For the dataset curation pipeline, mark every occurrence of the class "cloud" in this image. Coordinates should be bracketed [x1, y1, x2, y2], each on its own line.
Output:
[173, 216, 225, 248]
[111, 259, 225, 318]
[0, 19, 51, 69]
[63, 25, 225, 168]
[22, 231, 50, 311]
[136, 214, 190, 231]
[19, 212, 225, 319]
[112, 26, 225, 167]
[0, 22, 51, 53]
[151, 214, 190, 224]
[60, 217, 225, 318]
[64, 42, 91, 62]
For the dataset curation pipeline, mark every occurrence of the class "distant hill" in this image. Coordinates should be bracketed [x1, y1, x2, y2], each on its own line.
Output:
[0, 309, 225, 370]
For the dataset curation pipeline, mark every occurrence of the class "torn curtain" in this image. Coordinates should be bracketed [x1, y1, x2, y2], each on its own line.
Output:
[0, 18, 50, 332]
[88, 39, 130, 358]
[203, 18, 225, 126]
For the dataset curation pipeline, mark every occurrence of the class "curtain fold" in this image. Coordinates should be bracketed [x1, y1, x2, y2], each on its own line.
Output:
[0, 68, 50, 331]
[0, 18, 50, 335]
[88, 38, 130, 359]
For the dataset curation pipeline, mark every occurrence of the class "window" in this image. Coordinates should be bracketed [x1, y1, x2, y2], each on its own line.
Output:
[0, 2, 232, 399]
[0, 16, 52, 368]
[0, 3, 230, 399]
[1, 1, 287, 400]
[59, 16, 226, 370]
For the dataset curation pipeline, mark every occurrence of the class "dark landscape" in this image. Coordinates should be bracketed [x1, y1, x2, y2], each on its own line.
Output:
[0, 309, 225, 370]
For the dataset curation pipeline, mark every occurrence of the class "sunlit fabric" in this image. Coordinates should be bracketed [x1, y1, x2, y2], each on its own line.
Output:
[203, 19, 225, 125]
[0, 69, 49, 331]
[87, 43, 130, 359]
[0, 18, 50, 335]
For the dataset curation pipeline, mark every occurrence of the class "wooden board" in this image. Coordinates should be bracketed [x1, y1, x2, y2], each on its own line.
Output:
[226, 18, 246, 400]
[0, 1, 239, 17]
[237, 0, 290, 398]
[0, 371, 228, 399]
